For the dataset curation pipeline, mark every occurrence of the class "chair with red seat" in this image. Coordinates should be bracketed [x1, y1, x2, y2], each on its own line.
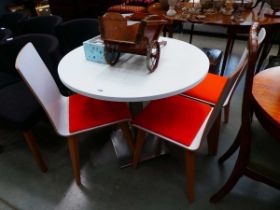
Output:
[181, 28, 266, 123]
[15, 42, 134, 184]
[132, 23, 264, 203]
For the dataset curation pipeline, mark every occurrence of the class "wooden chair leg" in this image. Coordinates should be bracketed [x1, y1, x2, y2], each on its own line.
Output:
[67, 136, 81, 185]
[210, 144, 247, 203]
[207, 113, 221, 156]
[118, 122, 134, 153]
[218, 128, 241, 164]
[132, 129, 145, 168]
[210, 131, 249, 202]
[185, 150, 195, 203]
[23, 130, 48, 173]
[210, 162, 243, 203]
[223, 103, 230, 123]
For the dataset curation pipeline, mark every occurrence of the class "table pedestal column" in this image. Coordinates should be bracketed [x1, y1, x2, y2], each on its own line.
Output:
[111, 102, 169, 167]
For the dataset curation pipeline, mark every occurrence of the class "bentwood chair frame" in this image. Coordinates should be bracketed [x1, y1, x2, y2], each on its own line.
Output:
[210, 24, 276, 202]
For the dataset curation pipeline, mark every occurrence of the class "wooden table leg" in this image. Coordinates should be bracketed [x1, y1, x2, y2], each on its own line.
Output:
[163, 19, 174, 38]
[168, 23, 174, 38]
[220, 28, 234, 76]
[189, 23, 195, 44]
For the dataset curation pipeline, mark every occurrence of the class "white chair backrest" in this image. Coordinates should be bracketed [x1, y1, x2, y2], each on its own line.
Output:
[223, 27, 266, 106]
[201, 24, 265, 142]
[258, 28, 266, 46]
[15, 43, 70, 136]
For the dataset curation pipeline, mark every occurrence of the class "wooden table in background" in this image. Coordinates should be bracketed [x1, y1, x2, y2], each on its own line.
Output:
[252, 66, 280, 141]
[148, 2, 280, 75]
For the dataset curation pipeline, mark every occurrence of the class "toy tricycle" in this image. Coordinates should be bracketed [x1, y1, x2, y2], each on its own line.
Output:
[99, 12, 169, 72]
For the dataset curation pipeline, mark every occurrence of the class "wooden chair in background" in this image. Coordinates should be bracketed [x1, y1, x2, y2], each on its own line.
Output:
[209, 24, 280, 202]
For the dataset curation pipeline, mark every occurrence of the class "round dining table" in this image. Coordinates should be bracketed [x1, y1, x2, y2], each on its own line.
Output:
[58, 37, 209, 102]
[252, 66, 280, 141]
[58, 37, 209, 167]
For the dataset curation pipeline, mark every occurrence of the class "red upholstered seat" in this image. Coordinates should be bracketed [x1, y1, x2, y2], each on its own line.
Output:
[107, 5, 147, 13]
[182, 73, 228, 104]
[69, 94, 131, 133]
[133, 95, 212, 147]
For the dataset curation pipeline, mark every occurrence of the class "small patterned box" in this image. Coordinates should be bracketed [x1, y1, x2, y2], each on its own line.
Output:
[83, 35, 106, 64]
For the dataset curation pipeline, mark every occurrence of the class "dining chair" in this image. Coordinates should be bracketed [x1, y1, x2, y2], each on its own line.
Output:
[180, 28, 266, 124]
[15, 42, 134, 184]
[0, 27, 12, 43]
[0, 12, 27, 35]
[22, 15, 63, 36]
[0, 33, 70, 95]
[0, 81, 47, 171]
[132, 23, 264, 203]
[210, 31, 280, 203]
[55, 18, 99, 55]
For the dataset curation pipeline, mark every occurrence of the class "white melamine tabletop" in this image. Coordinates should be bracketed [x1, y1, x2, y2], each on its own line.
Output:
[58, 37, 209, 102]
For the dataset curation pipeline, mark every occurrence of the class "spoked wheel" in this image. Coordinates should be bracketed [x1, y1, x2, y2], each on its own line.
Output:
[146, 40, 160, 73]
[104, 44, 120, 65]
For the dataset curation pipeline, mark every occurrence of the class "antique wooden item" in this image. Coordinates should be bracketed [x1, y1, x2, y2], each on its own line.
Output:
[99, 12, 168, 72]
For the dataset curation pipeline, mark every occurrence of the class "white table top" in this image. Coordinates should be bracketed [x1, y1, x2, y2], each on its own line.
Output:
[58, 37, 209, 102]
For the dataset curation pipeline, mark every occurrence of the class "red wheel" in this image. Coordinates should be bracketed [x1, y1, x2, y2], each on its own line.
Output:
[104, 44, 120, 65]
[146, 40, 160, 72]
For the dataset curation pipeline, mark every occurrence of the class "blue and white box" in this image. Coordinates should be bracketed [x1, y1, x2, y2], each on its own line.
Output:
[83, 35, 106, 64]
